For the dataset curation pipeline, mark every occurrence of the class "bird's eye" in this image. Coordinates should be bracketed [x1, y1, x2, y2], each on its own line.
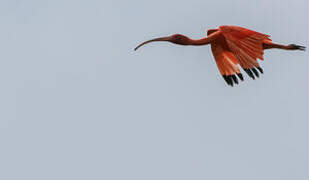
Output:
[174, 35, 181, 40]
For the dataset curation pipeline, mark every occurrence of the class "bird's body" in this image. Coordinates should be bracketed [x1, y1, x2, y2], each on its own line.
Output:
[135, 25, 305, 86]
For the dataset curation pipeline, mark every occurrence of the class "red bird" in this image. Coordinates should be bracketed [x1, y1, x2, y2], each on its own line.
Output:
[135, 25, 305, 86]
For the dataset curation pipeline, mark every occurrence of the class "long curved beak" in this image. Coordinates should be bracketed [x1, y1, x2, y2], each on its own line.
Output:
[134, 37, 170, 51]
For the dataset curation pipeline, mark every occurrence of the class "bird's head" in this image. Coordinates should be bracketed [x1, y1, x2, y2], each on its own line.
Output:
[134, 34, 190, 51]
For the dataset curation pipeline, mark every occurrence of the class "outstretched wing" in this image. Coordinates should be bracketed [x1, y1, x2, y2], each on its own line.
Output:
[219, 26, 271, 79]
[210, 33, 244, 86]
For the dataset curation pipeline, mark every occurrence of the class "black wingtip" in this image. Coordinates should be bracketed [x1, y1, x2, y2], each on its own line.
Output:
[223, 75, 233, 87]
[223, 74, 244, 87]
[231, 75, 239, 84]
[252, 68, 259, 78]
[237, 73, 244, 81]
[257, 67, 264, 74]
[244, 68, 255, 80]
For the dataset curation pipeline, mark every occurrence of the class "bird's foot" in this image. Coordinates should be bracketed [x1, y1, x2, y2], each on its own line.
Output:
[289, 44, 306, 51]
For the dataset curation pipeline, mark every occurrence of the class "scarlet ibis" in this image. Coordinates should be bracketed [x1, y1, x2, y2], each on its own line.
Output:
[135, 25, 305, 86]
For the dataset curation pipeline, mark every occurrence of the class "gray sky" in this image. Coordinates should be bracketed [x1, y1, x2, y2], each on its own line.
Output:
[0, 0, 308, 179]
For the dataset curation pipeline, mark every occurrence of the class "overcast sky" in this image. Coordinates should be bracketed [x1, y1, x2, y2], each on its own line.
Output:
[0, 0, 308, 180]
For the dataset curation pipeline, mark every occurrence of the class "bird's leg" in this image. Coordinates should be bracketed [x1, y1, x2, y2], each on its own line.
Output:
[263, 42, 306, 51]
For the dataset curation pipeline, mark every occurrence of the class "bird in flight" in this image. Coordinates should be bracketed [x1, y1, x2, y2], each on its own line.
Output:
[135, 25, 305, 86]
